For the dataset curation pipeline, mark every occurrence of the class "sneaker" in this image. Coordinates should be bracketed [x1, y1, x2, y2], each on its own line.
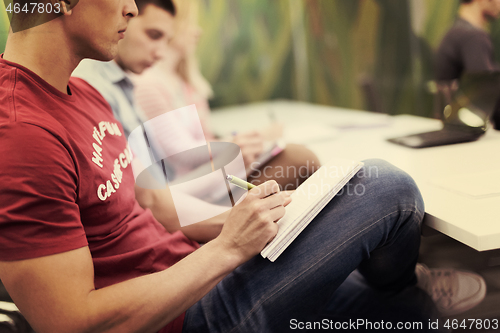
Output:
[415, 264, 487, 316]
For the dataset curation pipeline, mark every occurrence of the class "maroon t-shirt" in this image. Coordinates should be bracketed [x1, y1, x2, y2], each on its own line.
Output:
[0, 57, 199, 332]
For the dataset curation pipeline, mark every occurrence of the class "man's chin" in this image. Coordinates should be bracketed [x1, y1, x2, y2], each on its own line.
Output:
[104, 47, 120, 62]
[83, 46, 118, 63]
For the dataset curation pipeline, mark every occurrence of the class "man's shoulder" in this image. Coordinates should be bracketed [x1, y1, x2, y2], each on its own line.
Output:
[0, 62, 60, 133]
[443, 19, 490, 43]
[0, 64, 113, 145]
[438, 20, 490, 59]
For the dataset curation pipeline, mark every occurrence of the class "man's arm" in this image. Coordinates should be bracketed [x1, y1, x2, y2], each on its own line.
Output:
[0, 181, 291, 333]
[134, 184, 229, 243]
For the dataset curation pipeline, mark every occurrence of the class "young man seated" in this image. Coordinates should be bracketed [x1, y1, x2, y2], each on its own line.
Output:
[0, 0, 487, 332]
[71, 0, 319, 243]
[435, 0, 500, 129]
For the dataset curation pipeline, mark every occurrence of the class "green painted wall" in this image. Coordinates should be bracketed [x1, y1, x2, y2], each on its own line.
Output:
[2, 0, 495, 117]
[195, 0, 466, 116]
[0, 1, 8, 54]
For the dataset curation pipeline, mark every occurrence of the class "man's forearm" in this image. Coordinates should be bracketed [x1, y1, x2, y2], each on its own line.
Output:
[1, 181, 288, 333]
[0, 239, 244, 333]
[85, 239, 242, 333]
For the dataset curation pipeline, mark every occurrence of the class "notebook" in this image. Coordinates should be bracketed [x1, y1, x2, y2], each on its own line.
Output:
[387, 72, 500, 148]
[261, 158, 364, 262]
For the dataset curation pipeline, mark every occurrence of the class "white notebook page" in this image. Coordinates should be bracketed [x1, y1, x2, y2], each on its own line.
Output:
[261, 158, 364, 261]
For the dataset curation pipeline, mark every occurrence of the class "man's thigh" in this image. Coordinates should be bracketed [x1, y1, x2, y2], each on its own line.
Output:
[183, 159, 425, 333]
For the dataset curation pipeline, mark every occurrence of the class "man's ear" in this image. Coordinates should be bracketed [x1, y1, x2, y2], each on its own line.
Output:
[55, 0, 79, 15]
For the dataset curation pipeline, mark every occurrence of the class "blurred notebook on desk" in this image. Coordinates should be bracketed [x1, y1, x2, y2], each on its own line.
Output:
[261, 158, 364, 262]
[388, 72, 500, 148]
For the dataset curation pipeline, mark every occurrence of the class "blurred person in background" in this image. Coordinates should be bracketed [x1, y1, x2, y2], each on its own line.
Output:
[435, 0, 500, 129]
[133, 0, 320, 189]
[73, 0, 232, 243]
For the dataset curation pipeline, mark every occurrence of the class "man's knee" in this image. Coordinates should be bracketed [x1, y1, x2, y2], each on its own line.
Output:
[284, 144, 321, 179]
[357, 159, 424, 215]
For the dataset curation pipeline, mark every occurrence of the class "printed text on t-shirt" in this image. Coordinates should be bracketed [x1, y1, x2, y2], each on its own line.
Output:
[91, 121, 122, 168]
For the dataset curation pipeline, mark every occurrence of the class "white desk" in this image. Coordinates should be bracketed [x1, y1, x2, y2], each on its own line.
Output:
[211, 100, 500, 251]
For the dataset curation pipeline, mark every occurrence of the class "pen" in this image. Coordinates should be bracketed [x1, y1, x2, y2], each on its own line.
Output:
[226, 174, 256, 190]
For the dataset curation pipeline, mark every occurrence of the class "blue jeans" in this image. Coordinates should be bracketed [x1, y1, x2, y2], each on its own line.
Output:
[182, 159, 437, 332]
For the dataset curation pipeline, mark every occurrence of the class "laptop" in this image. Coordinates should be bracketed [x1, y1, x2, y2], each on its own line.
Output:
[387, 72, 500, 148]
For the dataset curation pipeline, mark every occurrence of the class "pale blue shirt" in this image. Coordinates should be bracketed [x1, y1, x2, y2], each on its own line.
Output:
[72, 60, 147, 139]
[72, 60, 175, 184]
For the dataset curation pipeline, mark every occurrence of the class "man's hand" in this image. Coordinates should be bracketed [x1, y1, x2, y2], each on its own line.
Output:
[231, 131, 264, 166]
[215, 181, 292, 264]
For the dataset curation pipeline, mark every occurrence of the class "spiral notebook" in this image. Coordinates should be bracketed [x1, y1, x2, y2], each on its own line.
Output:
[261, 158, 364, 262]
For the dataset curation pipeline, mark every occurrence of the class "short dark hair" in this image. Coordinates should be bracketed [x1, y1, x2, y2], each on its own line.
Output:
[135, 0, 176, 16]
[461, 0, 473, 3]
